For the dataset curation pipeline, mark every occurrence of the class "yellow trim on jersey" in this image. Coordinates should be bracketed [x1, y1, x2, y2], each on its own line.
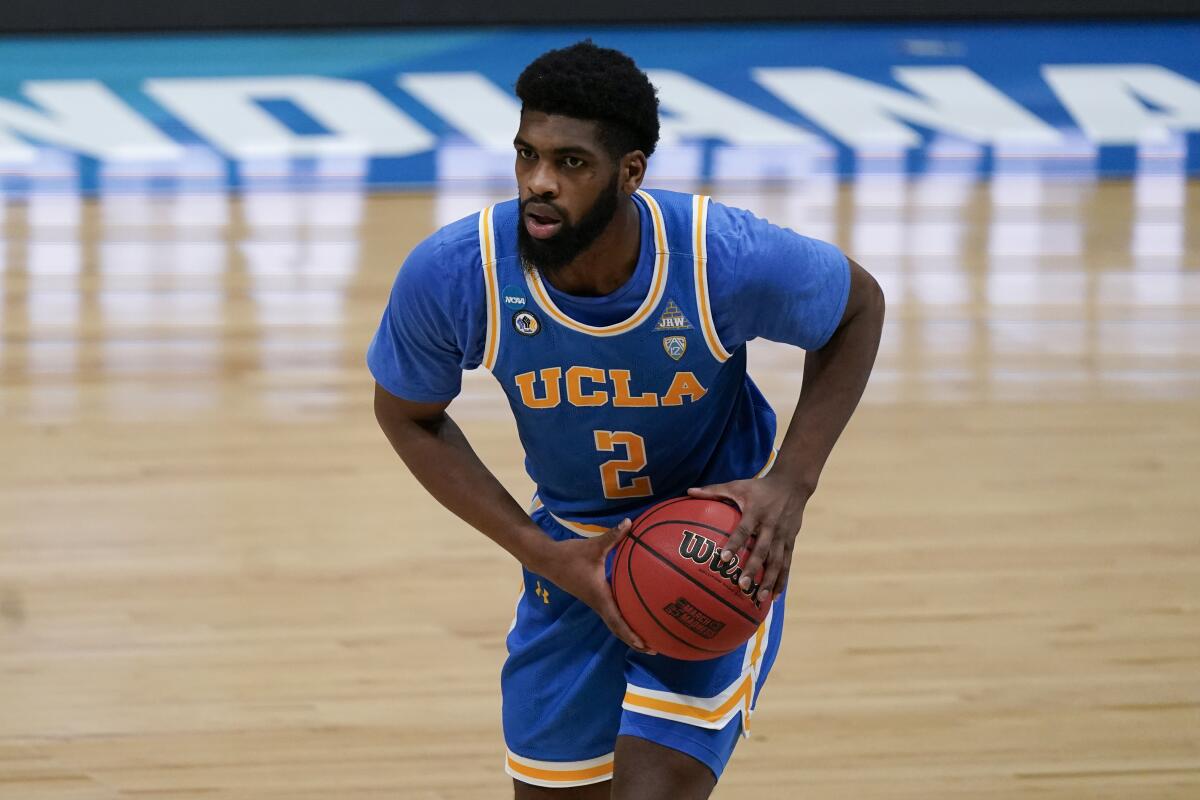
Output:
[754, 449, 779, 478]
[623, 606, 772, 734]
[506, 581, 525, 635]
[692, 194, 733, 362]
[505, 751, 614, 788]
[747, 609, 768, 669]
[529, 496, 610, 538]
[478, 204, 501, 370]
[523, 190, 668, 337]
[551, 513, 610, 538]
[624, 676, 753, 725]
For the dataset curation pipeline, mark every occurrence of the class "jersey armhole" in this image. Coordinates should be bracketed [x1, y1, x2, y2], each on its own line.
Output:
[691, 194, 733, 363]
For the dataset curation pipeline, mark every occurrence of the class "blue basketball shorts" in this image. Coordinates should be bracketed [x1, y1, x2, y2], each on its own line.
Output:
[501, 505, 787, 789]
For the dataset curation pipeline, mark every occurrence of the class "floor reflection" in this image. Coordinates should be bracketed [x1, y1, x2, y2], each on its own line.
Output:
[0, 158, 1196, 423]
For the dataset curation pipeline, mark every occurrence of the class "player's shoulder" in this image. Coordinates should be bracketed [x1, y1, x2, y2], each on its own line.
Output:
[692, 197, 764, 269]
[634, 192, 781, 258]
[638, 186, 704, 222]
[400, 198, 519, 282]
[706, 196, 837, 256]
[635, 188, 796, 263]
[637, 188, 717, 255]
[704, 197, 772, 240]
[416, 201, 501, 263]
[638, 187, 696, 209]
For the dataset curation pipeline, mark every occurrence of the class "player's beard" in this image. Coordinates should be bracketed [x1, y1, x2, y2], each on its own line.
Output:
[518, 173, 620, 276]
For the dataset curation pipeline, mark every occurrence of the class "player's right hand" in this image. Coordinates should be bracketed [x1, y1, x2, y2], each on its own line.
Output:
[534, 519, 657, 655]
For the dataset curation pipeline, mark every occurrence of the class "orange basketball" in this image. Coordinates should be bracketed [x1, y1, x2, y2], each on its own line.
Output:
[612, 496, 769, 660]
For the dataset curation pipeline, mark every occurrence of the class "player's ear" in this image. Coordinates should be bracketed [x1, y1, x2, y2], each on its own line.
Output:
[620, 150, 647, 194]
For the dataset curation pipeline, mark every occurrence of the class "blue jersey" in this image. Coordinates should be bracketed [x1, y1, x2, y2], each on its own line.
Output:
[368, 188, 850, 534]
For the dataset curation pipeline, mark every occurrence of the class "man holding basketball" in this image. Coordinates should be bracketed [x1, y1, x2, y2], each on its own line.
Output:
[369, 41, 884, 799]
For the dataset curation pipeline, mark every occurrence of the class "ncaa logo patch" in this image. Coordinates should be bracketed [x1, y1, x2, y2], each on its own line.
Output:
[663, 335, 687, 361]
[502, 284, 527, 310]
[513, 310, 541, 336]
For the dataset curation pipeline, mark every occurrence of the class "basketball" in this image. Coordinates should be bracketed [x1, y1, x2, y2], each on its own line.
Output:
[612, 497, 771, 660]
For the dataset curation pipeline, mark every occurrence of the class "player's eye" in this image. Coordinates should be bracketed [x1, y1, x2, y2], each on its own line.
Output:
[517, 148, 536, 160]
[563, 156, 584, 169]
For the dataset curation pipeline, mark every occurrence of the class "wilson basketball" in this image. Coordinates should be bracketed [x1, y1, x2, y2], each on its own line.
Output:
[612, 496, 770, 660]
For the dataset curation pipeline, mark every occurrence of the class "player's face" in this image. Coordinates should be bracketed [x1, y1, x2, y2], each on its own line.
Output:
[514, 111, 622, 273]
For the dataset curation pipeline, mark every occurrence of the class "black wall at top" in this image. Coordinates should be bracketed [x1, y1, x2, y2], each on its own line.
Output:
[2, 0, 1198, 34]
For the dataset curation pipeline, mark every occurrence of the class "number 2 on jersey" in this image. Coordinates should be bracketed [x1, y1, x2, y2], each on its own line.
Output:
[593, 430, 653, 500]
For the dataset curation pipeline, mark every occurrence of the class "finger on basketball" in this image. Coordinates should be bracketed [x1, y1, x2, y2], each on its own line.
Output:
[600, 518, 632, 553]
[775, 548, 794, 599]
[722, 518, 757, 563]
[601, 604, 651, 653]
[739, 523, 774, 592]
[686, 484, 728, 501]
[757, 537, 786, 601]
[687, 484, 748, 515]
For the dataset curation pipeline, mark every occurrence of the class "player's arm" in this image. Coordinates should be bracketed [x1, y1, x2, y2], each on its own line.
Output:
[751, 258, 884, 585]
[373, 386, 553, 565]
[693, 259, 884, 599]
[774, 258, 885, 496]
[373, 383, 652, 653]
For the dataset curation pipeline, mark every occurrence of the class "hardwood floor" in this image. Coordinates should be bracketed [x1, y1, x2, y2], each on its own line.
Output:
[1, 178, 1197, 798]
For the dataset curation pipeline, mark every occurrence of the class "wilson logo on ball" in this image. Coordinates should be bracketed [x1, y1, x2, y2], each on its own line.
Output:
[678, 530, 762, 608]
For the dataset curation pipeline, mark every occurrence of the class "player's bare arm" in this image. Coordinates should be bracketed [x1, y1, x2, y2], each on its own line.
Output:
[689, 257, 885, 601]
[373, 385, 652, 652]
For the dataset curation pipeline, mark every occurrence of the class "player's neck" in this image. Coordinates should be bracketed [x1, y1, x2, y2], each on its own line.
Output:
[540, 199, 640, 298]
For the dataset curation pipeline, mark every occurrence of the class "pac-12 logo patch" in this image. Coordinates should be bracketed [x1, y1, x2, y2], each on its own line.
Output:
[513, 310, 541, 336]
[663, 335, 687, 361]
[502, 285, 527, 310]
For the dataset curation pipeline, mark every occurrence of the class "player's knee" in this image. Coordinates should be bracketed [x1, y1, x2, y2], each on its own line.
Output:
[513, 778, 611, 800]
[611, 737, 716, 800]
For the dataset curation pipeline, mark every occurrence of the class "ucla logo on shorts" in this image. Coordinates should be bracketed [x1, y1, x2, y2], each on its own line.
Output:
[663, 335, 687, 361]
[513, 310, 541, 336]
[502, 285, 527, 310]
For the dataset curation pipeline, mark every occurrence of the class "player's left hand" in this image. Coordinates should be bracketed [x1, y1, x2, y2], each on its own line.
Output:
[687, 473, 811, 603]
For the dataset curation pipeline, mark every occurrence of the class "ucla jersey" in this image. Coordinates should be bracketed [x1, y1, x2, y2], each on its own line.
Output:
[366, 184, 850, 789]
[478, 189, 777, 534]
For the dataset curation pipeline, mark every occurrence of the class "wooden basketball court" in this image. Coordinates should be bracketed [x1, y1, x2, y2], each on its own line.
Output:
[1, 177, 1197, 798]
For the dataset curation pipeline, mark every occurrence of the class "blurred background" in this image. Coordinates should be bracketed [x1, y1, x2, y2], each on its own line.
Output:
[1, 3, 1197, 799]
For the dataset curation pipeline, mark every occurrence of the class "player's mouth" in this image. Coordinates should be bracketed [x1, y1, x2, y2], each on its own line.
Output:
[524, 204, 563, 240]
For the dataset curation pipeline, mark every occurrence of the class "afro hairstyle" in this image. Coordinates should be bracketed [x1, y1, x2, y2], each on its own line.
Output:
[515, 40, 660, 160]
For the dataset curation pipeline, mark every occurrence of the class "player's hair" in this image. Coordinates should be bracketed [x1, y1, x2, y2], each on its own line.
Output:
[515, 40, 660, 160]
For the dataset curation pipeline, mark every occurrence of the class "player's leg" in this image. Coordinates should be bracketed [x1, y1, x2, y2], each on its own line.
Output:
[612, 593, 788, 797]
[611, 735, 716, 800]
[513, 779, 611, 799]
[502, 580, 625, 793]
[502, 511, 628, 796]
[510, 739, 716, 799]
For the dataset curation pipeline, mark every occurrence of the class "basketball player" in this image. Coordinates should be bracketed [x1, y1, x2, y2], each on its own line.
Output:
[369, 41, 884, 799]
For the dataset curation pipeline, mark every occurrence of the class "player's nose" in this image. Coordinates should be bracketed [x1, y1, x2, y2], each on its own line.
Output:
[525, 159, 558, 198]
